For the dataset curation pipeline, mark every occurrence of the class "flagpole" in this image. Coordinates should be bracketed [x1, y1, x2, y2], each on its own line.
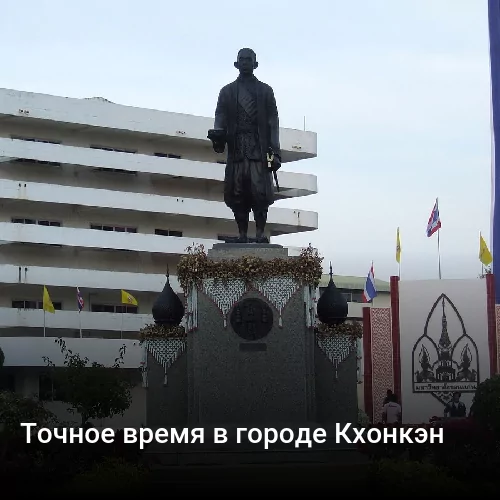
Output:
[43, 309, 46, 337]
[436, 198, 442, 279]
[371, 260, 374, 305]
[481, 231, 484, 277]
[397, 227, 401, 279]
[437, 228, 442, 279]
[121, 311, 123, 340]
[79, 311, 82, 338]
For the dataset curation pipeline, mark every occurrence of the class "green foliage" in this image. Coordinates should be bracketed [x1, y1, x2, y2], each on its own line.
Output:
[370, 459, 464, 493]
[0, 390, 58, 435]
[43, 338, 133, 425]
[357, 409, 370, 427]
[471, 375, 500, 434]
[69, 457, 149, 492]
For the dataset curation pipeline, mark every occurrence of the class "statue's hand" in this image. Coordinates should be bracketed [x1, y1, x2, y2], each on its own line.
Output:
[208, 129, 226, 154]
[213, 142, 225, 154]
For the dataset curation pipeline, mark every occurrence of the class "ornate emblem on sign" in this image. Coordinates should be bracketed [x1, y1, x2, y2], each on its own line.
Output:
[230, 297, 273, 341]
[412, 294, 479, 406]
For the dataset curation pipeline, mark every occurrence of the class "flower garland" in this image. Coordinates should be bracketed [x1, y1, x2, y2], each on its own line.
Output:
[177, 243, 323, 291]
[139, 323, 186, 343]
[315, 320, 363, 339]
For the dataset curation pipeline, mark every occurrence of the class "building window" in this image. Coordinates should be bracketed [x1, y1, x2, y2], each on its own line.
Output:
[341, 289, 363, 303]
[154, 152, 182, 159]
[90, 145, 136, 154]
[12, 300, 62, 310]
[11, 218, 61, 227]
[13, 158, 61, 166]
[39, 372, 67, 402]
[92, 167, 137, 175]
[90, 224, 137, 233]
[155, 229, 183, 237]
[10, 136, 61, 145]
[319, 288, 364, 303]
[91, 304, 138, 314]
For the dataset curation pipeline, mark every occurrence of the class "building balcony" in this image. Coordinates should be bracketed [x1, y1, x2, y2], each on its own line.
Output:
[0, 138, 318, 199]
[0, 88, 317, 162]
[0, 179, 318, 234]
[0, 222, 220, 257]
[0, 307, 152, 335]
[0, 264, 182, 293]
[0, 336, 143, 368]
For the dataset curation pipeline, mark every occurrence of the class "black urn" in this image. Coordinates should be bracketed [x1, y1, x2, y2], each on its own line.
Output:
[152, 271, 185, 326]
[316, 263, 348, 326]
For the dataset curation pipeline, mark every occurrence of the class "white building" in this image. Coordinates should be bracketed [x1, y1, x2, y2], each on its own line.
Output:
[0, 88, 318, 426]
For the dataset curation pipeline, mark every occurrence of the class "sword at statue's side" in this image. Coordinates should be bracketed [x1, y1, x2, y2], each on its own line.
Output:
[267, 148, 280, 192]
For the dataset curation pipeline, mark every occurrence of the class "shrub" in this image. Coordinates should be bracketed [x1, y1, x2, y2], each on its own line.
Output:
[369, 459, 463, 493]
[0, 390, 58, 436]
[357, 409, 370, 427]
[69, 457, 150, 493]
[471, 375, 500, 435]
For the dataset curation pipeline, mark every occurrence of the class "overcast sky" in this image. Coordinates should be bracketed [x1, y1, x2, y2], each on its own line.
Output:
[0, 0, 492, 282]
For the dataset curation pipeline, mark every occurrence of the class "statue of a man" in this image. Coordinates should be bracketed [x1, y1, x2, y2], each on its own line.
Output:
[208, 48, 281, 243]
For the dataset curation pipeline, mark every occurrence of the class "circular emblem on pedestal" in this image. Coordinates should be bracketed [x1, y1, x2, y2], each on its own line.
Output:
[230, 297, 273, 341]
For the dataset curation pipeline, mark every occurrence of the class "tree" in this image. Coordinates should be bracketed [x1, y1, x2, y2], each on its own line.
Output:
[43, 338, 134, 426]
[471, 375, 500, 435]
[0, 390, 57, 435]
[0, 390, 59, 461]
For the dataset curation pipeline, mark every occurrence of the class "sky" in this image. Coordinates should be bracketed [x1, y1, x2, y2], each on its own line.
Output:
[0, 0, 492, 282]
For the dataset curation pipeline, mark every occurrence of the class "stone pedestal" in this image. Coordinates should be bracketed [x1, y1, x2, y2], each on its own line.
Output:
[144, 243, 358, 432]
[184, 244, 357, 428]
[187, 244, 313, 426]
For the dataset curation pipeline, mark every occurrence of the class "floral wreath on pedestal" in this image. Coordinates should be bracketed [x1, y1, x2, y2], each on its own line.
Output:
[139, 323, 186, 343]
[176, 243, 323, 290]
[315, 321, 363, 340]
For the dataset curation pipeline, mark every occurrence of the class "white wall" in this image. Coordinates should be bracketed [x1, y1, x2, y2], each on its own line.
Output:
[398, 279, 489, 424]
[1, 337, 143, 367]
[0, 265, 181, 293]
[0, 221, 221, 256]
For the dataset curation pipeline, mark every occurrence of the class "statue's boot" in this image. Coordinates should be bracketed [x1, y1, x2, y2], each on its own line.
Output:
[254, 210, 269, 244]
[235, 211, 249, 243]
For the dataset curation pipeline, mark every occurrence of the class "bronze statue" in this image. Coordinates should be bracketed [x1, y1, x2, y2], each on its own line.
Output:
[208, 48, 281, 243]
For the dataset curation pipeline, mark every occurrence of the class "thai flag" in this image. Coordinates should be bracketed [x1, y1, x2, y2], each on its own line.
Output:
[362, 263, 377, 303]
[426, 198, 441, 237]
[489, 0, 500, 300]
[77, 287, 84, 312]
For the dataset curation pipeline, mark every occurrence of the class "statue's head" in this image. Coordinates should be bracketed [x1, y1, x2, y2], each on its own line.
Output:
[234, 48, 258, 75]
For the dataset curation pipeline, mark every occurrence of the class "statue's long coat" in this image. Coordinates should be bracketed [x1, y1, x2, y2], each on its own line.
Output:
[214, 76, 281, 213]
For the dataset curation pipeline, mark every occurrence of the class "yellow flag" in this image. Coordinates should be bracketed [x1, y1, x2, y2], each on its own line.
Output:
[121, 289, 138, 306]
[479, 233, 493, 266]
[43, 286, 55, 313]
[396, 227, 401, 264]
